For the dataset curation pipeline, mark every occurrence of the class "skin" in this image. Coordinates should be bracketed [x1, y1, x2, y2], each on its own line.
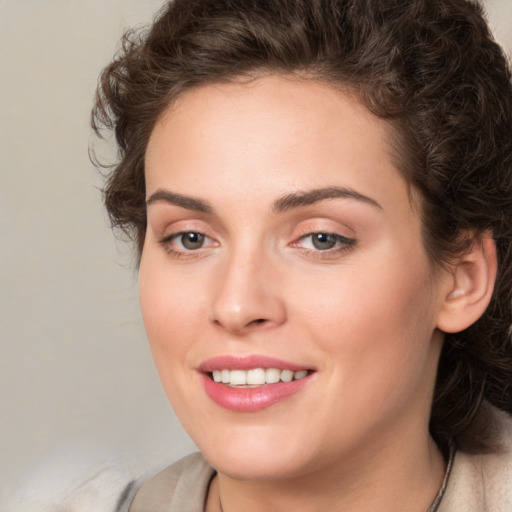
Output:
[140, 75, 451, 512]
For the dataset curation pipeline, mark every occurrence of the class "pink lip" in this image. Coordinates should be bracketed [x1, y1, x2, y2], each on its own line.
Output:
[198, 355, 315, 412]
[198, 355, 312, 372]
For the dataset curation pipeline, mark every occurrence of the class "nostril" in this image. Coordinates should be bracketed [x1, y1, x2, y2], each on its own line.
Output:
[251, 318, 266, 325]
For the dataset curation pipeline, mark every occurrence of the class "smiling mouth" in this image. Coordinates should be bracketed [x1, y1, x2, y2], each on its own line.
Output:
[209, 368, 313, 387]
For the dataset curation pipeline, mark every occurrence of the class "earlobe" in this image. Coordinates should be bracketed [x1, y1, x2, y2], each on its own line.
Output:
[436, 233, 497, 334]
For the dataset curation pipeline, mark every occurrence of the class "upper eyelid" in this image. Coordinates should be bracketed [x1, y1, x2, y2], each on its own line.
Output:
[291, 220, 355, 239]
[151, 215, 223, 239]
[158, 227, 355, 241]
[156, 220, 215, 238]
[298, 232, 354, 240]
[160, 230, 214, 243]
[293, 232, 356, 246]
[155, 217, 357, 245]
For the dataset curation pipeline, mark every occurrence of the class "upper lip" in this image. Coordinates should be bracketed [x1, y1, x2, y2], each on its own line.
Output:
[198, 355, 314, 373]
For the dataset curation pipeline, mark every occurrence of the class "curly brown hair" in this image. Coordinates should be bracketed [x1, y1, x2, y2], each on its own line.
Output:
[92, 0, 512, 452]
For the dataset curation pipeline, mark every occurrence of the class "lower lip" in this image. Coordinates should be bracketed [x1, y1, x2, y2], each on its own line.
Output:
[201, 373, 312, 412]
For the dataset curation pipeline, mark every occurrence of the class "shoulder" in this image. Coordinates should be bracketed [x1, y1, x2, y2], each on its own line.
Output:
[439, 408, 512, 512]
[129, 452, 215, 512]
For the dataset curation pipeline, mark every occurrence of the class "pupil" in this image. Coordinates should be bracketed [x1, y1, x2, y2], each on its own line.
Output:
[313, 233, 336, 250]
[182, 232, 204, 250]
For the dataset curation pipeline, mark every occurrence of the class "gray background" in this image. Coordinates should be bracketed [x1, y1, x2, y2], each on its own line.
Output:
[1, 1, 510, 511]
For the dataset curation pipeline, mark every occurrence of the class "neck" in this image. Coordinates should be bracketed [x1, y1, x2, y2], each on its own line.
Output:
[206, 430, 446, 512]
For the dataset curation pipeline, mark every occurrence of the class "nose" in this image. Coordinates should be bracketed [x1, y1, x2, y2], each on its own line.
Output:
[209, 247, 287, 335]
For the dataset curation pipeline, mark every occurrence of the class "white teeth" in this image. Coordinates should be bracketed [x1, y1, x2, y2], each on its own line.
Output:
[210, 367, 309, 387]
[265, 368, 281, 384]
[247, 368, 266, 385]
[280, 369, 294, 382]
[230, 370, 247, 386]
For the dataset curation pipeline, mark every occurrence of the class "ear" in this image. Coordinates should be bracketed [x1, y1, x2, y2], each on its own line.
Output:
[436, 233, 497, 334]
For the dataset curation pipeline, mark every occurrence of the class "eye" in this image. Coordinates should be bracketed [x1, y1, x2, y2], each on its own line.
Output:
[309, 233, 339, 250]
[178, 232, 206, 250]
[295, 232, 355, 252]
[159, 231, 216, 255]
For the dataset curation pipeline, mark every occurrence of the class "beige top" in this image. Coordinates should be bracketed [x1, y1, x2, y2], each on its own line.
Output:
[129, 410, 512, 512]
[437, 410, 512, 512]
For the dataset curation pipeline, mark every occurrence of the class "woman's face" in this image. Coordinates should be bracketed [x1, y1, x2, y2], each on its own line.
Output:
[140, 75, 449, 480]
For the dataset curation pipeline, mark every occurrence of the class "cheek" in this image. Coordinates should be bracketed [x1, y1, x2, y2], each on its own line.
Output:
[299, 267, 438, 437]
[138, 260, 207, 421]
[294, 253, 437, 376]
[138, 257, 205, 367]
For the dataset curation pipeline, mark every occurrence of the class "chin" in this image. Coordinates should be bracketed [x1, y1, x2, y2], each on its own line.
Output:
[196, 427, 313, 481]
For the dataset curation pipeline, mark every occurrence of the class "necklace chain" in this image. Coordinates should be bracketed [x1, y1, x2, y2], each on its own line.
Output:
[215, 445, 454, 512]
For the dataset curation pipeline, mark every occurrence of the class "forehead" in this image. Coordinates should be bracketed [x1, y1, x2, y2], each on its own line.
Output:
[151, 75, 382, 141]
[145, 75, 415, 216]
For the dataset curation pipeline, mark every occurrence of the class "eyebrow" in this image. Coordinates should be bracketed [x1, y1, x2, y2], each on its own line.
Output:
[146, 186, 382, 214]
[272, 187, 382, 213]
[146, 189, 214, 214]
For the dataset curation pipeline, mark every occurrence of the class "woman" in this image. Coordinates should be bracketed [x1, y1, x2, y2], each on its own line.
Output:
[92, 0, 512, 510]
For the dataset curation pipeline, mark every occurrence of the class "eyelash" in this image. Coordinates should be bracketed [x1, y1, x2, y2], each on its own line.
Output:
[159, 231, 217, 258]
[158, 231, 356, 259]
[292, 232, 356, 258]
